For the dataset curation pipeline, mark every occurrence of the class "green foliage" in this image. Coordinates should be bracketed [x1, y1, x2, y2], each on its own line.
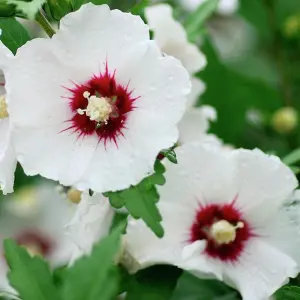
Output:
[4, 0, 45, 19]
[130, 0, 149, 16]
[105, 160, 165, 238]
[170, 271, 239, 300]
[276, 286, 300, 299]
[160, 148, 177, 164]
[185, 0, 218, 41]
[46, 0, 72, 20]
[282, 148, 300, 165]
[61, 222, 125, 300]
[4, 240, 61, 300]
[0, 17, 30, 54]
[200, 39, 282, 148]
[124, 265, 182, 300]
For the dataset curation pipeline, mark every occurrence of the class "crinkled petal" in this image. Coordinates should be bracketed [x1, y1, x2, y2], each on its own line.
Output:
[158, 143, 236, 207]
[178, 105, 216, 144]
[65, 192, 114, 261]
[187, 77, 206, 108]
[124, 201, 195, 272]
[224, 238, 298, 300]
[145, 4, 206, 74]
[231, 149, 298, 224]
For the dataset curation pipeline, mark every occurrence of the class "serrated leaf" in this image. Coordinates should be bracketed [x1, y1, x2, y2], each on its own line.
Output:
[106, 160, 165, 237]
[276, 286, 300, 299]
[4, 239, 61, 300]
[185, 0, 219, 40]
[61, 223, 125, 300]
[124, 265, 182, 300]
[0, 17, 31, 54]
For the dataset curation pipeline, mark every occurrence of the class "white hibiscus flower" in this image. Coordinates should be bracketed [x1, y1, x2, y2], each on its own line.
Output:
[124, 143, 300, 300]
[0, 182, 76, 293]
[180, 0, 239, 16]
[0, 42, 17, 195]
[65, 191, 114, 262]
[6, 3, 190, 193]
[145, 4, 216, 144]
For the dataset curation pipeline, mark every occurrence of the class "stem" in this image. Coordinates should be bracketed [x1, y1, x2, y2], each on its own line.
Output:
[264, 0, 292, 106]
[35, 10, 56, 38]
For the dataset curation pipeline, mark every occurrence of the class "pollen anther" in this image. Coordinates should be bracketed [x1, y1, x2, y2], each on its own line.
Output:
[210, 219, 244, 245]
[0, 95, 8, 119]
[77, 91, 113, 124]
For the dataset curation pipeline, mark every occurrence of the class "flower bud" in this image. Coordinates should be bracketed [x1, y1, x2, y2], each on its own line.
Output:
[283, 14, 300, 39]
[271, 107, 298, 134]
[67, 188, 82, 204]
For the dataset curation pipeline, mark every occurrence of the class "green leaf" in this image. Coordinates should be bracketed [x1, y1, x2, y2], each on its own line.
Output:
[282, 148, 300, 165]
[124, 265, 182, 300]
[185, 0, 219, 40]
[105, 160, 165, 238]
[61, 222, 125, 300]
[46, 0, 72, 20]
[170, 271, 239, 300]
[5, 0, 46, 19]
[276, 286, 300, 299]
[0, 17, 31, 54]
[160, 148, 178, 164]
[4, 239, 61, 300]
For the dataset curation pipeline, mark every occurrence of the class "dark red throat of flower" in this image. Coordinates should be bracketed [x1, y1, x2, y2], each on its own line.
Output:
[64, 63, 139, 147]
[15, 230, 54, 257]
[189, 202, 252, 262]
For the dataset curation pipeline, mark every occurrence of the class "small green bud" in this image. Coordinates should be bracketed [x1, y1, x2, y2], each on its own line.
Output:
[271, 107, 298, 134]
[283, 14, 300, 39]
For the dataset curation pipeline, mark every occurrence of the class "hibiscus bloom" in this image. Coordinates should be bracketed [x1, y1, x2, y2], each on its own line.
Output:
[6, 3, 190, 193]
[124, 143, 300, 300]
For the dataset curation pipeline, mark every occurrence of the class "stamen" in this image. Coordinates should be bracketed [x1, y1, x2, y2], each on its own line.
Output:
[0, 95, 8, 119]
[210, 220, 244, 245]
[77, 91, 115, 124]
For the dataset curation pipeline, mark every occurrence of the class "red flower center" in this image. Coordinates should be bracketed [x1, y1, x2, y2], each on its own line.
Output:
[189, 200, 252, 262]
[15, 230, 54, 257]
[64, 64, 138, 146]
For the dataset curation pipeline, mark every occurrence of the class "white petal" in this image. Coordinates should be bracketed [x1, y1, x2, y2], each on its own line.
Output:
[158, 143, 236, 207]
[65, 192, 114, 260]
[178, 106, 216, 144]
[124, 201, 195, 272]
[145, 4, 206, 74]
[187, 77, 206, 108]
[217, 0, 239, 15]
[231, 149, 298, 224]
[224, 238, 298, 300]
